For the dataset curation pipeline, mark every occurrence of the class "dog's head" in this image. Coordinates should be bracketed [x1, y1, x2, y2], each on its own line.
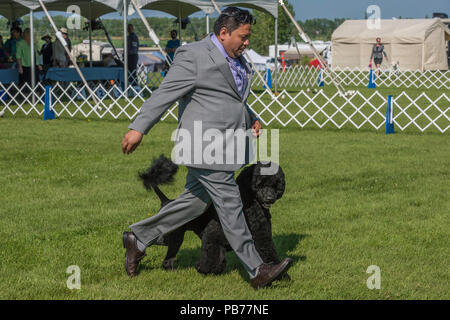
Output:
[238, 162, 285, 210]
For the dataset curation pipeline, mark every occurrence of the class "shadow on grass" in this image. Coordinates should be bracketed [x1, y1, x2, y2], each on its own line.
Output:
[141, 233, 307, 280]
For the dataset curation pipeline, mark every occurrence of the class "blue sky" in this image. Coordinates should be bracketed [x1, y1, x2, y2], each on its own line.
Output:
[26, 0, 450, 21]
[291, 0, 450, 20]
[102, 0, 450, 20]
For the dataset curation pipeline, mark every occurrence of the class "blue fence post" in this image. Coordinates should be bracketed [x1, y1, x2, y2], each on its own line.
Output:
[44, 85, 55, 120]
[385, 95, 395, 135]
[318, 69, 324, 87]
[263, 68, 272, 90]
[0, 89, 8, 102]
[368, 69, 376, 88]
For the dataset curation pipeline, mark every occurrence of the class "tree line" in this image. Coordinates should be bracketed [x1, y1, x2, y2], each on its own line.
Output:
[1, 7, 346, 56]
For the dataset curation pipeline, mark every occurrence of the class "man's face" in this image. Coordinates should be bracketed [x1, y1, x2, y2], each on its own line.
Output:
[12, 31, 20, 39]
[171, 32, 177, 39]
[128, 25, 134, 34]
[219, 23, 251, 58]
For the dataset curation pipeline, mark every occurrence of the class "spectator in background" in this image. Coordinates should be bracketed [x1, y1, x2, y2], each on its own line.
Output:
[52, 27, 71, 67]
[16, 28, 42, 90]
[4, 27, 22, 63]
[370, 37, 388, 77]
[165, 29, 180, 64]
[0, 35, 11, 68]
[39, 34, 53, 70]
[127, 24, 140, 86]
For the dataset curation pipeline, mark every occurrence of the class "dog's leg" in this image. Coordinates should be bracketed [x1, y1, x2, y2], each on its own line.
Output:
[196, 221, 227, 275]
[252, 218, 291, 281]
[162, 228, 186, 270]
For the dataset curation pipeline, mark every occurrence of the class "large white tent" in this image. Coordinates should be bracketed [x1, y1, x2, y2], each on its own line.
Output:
[1, 0, 124, 20]
[132, 0, 278, 18]
[331, 19, 450, 71]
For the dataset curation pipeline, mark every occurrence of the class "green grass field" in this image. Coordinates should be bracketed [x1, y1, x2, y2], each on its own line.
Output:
[0, 112, 448, 299]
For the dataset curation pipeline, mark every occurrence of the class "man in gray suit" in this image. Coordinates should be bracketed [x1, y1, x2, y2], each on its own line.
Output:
[121, 7, 292, 289]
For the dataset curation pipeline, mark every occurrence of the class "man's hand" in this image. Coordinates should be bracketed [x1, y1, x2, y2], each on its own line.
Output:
[121, 130, 143, 154]
[251, 120, 262, 138]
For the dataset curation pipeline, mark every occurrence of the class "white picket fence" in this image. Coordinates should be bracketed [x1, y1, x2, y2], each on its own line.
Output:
[1, 78, 448, 133]
[251, 65, 450, 90]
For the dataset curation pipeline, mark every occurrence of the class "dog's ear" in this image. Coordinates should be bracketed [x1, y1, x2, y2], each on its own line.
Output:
[276, 168, 286, 199]
[252, 161, 274, 189]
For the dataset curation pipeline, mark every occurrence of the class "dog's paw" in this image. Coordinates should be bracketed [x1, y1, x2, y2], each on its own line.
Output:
[280, 273, 291, 281]
[162, 257, 176, 270]
[195, 262, 209, 275]
[195, 262, 224, 275]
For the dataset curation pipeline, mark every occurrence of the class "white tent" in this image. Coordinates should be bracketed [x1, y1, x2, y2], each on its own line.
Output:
[245, 48, 269, 71]
[0, 2, 29, 20]
[132, 0, 214, 18]
[331, 19, 450, 71]
[133, 0, 278, 18]
[283, 41, 330, 60]
[0, 0, 125, 21]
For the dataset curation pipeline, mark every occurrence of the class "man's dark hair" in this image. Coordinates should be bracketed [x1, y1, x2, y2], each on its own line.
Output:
[213, 7, 256, 36]
[11, 27, 22, 34]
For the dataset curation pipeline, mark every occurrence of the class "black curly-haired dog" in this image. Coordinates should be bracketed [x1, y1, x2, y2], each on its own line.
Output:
[138, 155, 287, 276]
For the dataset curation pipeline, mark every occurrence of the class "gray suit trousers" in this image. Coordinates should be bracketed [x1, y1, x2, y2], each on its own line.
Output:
[130, 167, 263, 276]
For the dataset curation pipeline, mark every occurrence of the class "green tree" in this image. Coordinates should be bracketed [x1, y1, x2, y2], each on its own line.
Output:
[250, 1, 296, 55]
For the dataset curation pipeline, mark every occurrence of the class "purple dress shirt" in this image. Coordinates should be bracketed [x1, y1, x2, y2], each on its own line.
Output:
[210, 33, 248, 98]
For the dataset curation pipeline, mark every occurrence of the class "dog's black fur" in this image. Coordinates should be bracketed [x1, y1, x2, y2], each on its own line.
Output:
[139, 155, 287, 275]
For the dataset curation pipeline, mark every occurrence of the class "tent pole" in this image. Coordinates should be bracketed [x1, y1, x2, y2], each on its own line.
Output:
[178, 7, 182, 44]
[274, 17, 278, 93]
[89, 2, 93, 68]
[30, 9, 36, 104]
[37, 0, 100, 105]
[123, 0, 128, 91]
[129, 0, 172, 65]
[422, 43, 425, 72]
[278, 0, 348, 95]
[206, 14, 209, 35]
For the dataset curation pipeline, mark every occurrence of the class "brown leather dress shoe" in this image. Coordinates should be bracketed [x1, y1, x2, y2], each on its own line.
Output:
[123, 231, 146, 277]
[250, 258, 293, 289]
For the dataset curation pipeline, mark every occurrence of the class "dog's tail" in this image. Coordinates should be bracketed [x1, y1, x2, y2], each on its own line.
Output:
[138, 154, 178, 207]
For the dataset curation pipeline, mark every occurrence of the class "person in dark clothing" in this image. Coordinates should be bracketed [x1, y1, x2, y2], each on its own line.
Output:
[370, 37, 388, 76]
[39, 34, 53, 71]
[165, 29, 181, 64]
[127, 24, 140, 86]
[0, 35, 11, 68]
[4, 27, 22, 63]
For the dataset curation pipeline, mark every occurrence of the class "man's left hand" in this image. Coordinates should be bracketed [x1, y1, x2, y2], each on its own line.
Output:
[251, 120, 262, 137]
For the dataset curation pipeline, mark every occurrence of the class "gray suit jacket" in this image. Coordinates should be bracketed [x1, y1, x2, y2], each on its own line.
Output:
[129, 34, 259, 171]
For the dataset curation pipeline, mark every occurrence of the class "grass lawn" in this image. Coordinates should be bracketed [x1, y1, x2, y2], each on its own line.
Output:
[0, 111, 449, 299]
